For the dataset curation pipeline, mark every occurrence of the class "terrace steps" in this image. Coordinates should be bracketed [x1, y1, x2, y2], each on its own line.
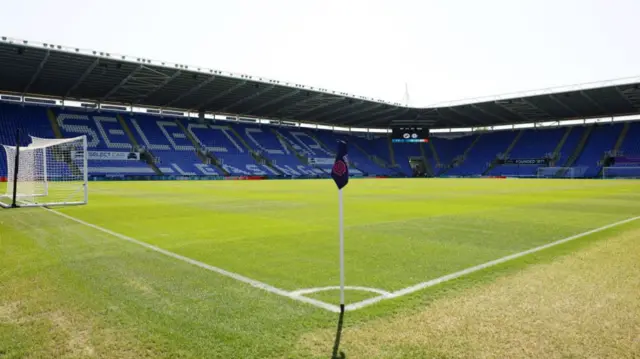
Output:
[612, 122, 631, 153]
[271, 129, 309, 165]
[597, 122, 630, 178]
[428, 140, 440, 167]
[440, 134, 483, 176]
[46, 108, 63, 139]
[482, 130, 523, 175]
[551, 127, 572, 166]
[388, 136, 396, 166]
[116, 114, 163, 175]
[174, 119, 229, 176]
[347, 140, 389, 174]
[563, 125, 594, 168]
[419, 142, 434, 177]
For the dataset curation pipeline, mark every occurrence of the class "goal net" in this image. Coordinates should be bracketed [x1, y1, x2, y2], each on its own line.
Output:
[536, 166, 587, 179]
[0, 135, 87, 208]
[602, 166, 640, 179]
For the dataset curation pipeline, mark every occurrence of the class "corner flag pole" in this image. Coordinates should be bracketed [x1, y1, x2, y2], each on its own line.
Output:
[331, 140, 349, 359]
[339, 188, 345, 308]
[330, 140, 349, 311]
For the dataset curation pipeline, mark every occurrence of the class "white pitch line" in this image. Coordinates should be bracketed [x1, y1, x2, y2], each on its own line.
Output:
[291, 286, 392, 297]
[346, 215, 640, 311]
[44, 208, 340, 313]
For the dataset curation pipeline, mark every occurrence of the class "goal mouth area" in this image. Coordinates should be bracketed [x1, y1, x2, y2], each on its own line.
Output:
[2, 135, 88, 208]
[0, 200, 87, 208]
[535, 166, 588, 179]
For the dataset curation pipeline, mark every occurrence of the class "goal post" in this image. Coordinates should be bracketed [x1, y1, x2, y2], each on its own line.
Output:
[0, 135, 88, 208]
[536, 166, 587, 179]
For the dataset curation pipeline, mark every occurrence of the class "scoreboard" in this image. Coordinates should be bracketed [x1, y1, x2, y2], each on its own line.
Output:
[391, 127, 430, 143]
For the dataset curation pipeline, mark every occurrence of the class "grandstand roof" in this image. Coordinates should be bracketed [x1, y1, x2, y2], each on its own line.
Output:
[2, 36, 640, 129]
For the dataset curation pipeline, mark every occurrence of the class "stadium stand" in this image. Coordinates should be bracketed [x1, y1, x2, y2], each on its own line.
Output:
[489, 128, 565, 177]
[620, 122, 640, 154]
[232, 124, 309, 176]
[3, 37, 640, 180]
[448, 131, 516, 177]
[429, 135, 476, 176]
[3, 101, 640, 179]
[50, 108, 158, 176]
[572, 124, 621, 177]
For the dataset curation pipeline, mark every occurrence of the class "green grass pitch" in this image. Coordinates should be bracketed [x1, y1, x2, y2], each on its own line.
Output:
[1, 178, 640, 358]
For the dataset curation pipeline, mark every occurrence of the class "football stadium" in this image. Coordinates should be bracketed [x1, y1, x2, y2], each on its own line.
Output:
[1, 35, 640, 359]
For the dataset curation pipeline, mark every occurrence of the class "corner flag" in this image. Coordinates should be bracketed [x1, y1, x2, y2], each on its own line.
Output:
[331, 141, 349, 189]
[330, 140, 349, 359]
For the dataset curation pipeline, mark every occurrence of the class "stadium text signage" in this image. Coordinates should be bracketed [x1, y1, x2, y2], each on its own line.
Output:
[499, 158, 548, 165]
[73, 151, 140, 161]
[308, 157, 334, 165]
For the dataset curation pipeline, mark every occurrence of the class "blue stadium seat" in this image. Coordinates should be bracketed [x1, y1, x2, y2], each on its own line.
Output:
[51, 109, 155, 176]
[573, 124, 621, 177]
[490, 128, 564, 177]
[3, 102, 636, 180]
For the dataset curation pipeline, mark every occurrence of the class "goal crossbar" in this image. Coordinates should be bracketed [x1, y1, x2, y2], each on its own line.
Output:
[536, 166, 587, 179]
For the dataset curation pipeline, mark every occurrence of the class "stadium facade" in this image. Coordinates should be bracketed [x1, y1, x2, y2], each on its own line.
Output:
[2, 36, 640, 181]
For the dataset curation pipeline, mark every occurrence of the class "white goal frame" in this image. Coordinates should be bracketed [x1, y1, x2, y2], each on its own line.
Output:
[602, 166, 640, 179]
[1, 135, 88, 208]
[536, 166, 584, 179]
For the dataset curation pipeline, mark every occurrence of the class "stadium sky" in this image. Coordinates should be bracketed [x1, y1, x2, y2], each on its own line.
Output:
[1, 0, 639, 108]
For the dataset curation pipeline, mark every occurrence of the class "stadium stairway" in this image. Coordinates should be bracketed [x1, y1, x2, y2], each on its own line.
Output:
[430, 135, 475, 176]
[123, 115, 220, 176]
[596, 122, 630, 178]
[392, 142, 423, 176]
[365, 136, 394, 168]
[388, 136, 396, 167]
[612, 122, 630, 153]
[228, 125, 269, 165]
[297, 130, 368, 176]
[351, 141, 382, 167]
[450, 131, 515, 177]
[175, 119, 229, 175]
[325, 131, 394, 175]
[303, 130, 347, 173]
[441, 134, 483, 176]
[419, 142, 434, 177]
[47, 109, 119, 176]
[43, 109, 159, 176]
[271, 129, 309, 165]
[428, 140, 441, 169]
[603, 122, 640, 178]
[228, 124, 281, 175]
[186, 122, 273, 176]
[550, 127, 573, 166]
[116, 114, 162, 175]
[490, 128, 565, 177]
[564, 125, 594, 167]
[573, 124, 621, 177]
[236, 125, 318, 177]
[46, 109, 64, 138]
[558, 125, 594, 176]
[340, 135, 396, 176]
[617, 122, 640, 154]
[483, 130, 523, 175]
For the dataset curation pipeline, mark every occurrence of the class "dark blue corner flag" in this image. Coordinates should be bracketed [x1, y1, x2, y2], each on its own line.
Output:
[331, 141, 349, 190]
